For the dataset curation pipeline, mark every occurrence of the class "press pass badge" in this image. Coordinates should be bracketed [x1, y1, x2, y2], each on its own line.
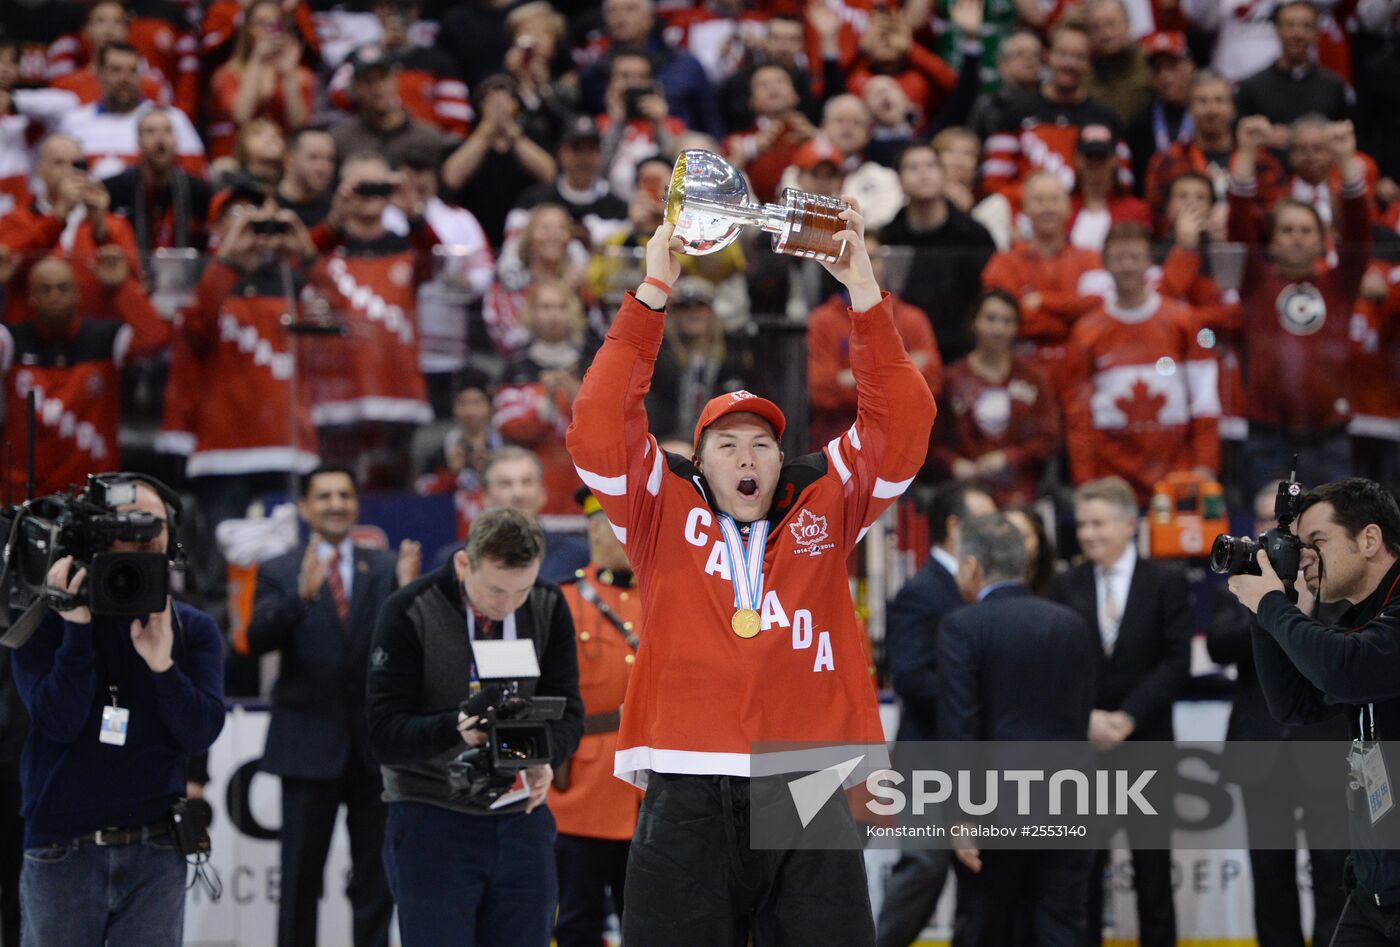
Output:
[1355, 705, 1394, 825]
[100, 687, 129, 747]
[1362, 743, 1394, 825]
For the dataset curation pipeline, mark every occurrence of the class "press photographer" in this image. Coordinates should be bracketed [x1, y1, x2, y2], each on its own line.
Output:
[8, 475, 225, 946]
[366, 507, 582, 947]
[1226, 478, 1400, 941]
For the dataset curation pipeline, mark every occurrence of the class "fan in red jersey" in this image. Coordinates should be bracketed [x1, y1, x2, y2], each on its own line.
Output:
[307, 152, 436, 487]
[1227, 115, 1370, 498]
[2, 254, 170, 500]
[1061, 222, 1221, 504]
[567, 201, 935, 944]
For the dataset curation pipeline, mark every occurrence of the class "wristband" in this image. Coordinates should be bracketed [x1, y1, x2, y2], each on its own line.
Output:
[642, 276, 673, 296]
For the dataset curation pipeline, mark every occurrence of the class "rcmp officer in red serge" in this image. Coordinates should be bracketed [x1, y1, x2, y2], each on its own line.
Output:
[550, 486, 643, 947]
[566, 199, 936, 945]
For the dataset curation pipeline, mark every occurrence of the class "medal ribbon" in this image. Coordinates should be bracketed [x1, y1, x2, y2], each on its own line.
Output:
[718, 514, 769, 612]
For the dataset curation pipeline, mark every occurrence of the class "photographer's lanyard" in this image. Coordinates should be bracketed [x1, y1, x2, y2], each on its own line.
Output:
[460, 585, 517, 691]
[1352, 704, 1395, 825]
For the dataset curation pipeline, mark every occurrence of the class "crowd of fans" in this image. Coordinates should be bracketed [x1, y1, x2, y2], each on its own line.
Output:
[0, 0, 1397, 581]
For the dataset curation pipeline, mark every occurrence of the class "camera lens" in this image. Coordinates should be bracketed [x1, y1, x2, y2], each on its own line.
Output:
[1209, 535, 1234, 574]
[103, 559, 148, 607]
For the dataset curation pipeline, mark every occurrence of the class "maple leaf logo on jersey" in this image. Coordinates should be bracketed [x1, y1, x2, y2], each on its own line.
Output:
[790, 509, 829, 546]
[1115, 378, 1168, 429]
[789, 508, 836, 558]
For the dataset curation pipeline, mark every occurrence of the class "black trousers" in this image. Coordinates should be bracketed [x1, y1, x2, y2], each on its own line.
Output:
[554, 834, 628, 947]
[1241, 775, 1348, 947]
[954, 850, 1091, 947]
[0, 778, 19, 947]
[1330, 892, 1400, 945]
[1085, 846, 1175, 947]
[623, 772, 875, 946]
[278, 769, 393, 947]
[875, 848, 953, 947]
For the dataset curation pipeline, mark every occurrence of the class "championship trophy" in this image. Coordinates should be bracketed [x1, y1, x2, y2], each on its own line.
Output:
[664, 150, 852, 263]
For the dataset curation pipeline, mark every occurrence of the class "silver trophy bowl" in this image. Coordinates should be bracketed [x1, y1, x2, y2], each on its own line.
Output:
[665, 149, 850, 263]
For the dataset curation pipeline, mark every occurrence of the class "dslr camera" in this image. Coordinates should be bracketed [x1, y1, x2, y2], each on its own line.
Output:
[623, 84, 662, 121]
[1210, 465, 1305, 580]
[446, 639, 565, 806]
[0, 473, 174, 622]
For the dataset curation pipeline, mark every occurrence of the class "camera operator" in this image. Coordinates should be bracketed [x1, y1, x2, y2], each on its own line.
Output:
[11, 476, 225, 946]
[366, 506, 582, 946]
[1227, 478, 1400, 941]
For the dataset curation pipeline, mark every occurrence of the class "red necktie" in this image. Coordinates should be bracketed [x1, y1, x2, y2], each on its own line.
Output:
[474, 610, 495, 640]
[326, 550, 350, 627]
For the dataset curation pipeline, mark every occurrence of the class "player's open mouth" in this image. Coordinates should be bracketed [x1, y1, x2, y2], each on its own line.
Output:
[737, 478, 758, 497]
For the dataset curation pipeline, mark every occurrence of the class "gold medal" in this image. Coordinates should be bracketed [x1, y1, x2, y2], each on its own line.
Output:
[731, 608, 761, 638]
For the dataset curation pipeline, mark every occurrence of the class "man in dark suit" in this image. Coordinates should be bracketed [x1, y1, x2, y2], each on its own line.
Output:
[877, 483, 996, 947]
[1205, 482, 1348, 947]
[939, 512, 1098, 945]
[1049, 476, 1190, 947]
[247, 464, 422, 947]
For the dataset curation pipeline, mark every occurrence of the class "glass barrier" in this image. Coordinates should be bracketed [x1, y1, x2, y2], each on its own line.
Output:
[3, 237, 1395, 693]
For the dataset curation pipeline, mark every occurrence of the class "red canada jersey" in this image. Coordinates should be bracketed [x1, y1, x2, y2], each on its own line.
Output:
[0, 206, 142, 326]
[308, 235, 433, 427]
[1061, 294, 1221, 504]
[929, 355, 1060, 506]
[1227, 176, 1371, 429]
[2, 320, 129, 497]
[567, 293, 935, 786]
[177, 262, 319, 477]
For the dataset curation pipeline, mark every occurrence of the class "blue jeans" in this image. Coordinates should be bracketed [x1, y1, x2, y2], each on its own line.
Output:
[383, 801, 558, 947]
[20, 834, 185, 946]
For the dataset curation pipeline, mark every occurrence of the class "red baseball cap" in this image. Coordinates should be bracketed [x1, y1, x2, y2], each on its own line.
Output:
[1141, 30, 1187, 60]
[792, 138, 844, 172]
[692, 390, 787, 451]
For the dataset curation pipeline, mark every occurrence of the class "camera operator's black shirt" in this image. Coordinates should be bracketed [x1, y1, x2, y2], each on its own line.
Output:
[1254, 556, 1400, 904]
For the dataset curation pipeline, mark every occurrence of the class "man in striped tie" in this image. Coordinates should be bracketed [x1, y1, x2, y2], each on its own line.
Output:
[246, 464, 421, 947]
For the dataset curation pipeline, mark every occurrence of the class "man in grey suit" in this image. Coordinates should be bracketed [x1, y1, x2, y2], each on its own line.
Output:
[1049, 476, 1189, 947]
[938, 513, 1098, 946]
[247, 465, 421, 947]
